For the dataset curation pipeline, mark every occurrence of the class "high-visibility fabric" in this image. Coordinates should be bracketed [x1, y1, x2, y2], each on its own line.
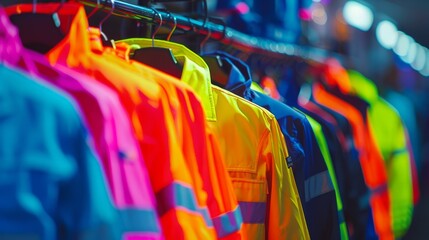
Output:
[203, 51, 342, 240]
[5, 3, 217, 239]
[348, 70, 414, 238]
[304, 114, 349, 240]
[323, 80, 393, 239]
[312, 82, 394, 240]
[323, 62, 414, 238]
[94, 38, 226, 240]
[116, 38, 218, 122]
[298, 89, 371, 238]
[118, 38, 309, 239]
[385, 91, 420, 174]
[109, 39, 244, 239]
[0, 64, 121, 240]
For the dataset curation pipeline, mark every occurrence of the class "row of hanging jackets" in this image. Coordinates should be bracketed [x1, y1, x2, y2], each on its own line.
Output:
[0, 1, 419, 240]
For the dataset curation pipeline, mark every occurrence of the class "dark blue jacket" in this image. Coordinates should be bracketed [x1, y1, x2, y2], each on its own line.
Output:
[0, 65, 121, 240]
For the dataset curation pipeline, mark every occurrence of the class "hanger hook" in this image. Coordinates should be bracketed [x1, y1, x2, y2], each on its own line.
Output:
[99, 0, 115, 35]
[34, 0, 64, 14]
[87, 0, 101, 19]
[201, 0, 208, 27]
[150, 8, 163, 47]
[200, 28, 211, 54]
[53, 0, 66, 15]
[198, 0, 212, 53]
[199, 0, 210, 54]
[166, 13, 177, 42]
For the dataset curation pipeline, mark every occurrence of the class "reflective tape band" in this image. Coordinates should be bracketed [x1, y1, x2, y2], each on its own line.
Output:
[286, 156, 294, 168]
[238, 201, 266, 224]
[119, 208, 161, 233]
[156, 182, 213, 227]
[212, 206, 243, 238]
[305, 170, 334, 202]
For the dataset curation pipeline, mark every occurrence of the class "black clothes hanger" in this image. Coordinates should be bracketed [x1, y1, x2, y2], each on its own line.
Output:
[131, 9, 182, 79]
[97, 0, 115, 48]
[9, 0, 65, 54]
[200, 23, 231, 87]
[202, 54, 230, 87]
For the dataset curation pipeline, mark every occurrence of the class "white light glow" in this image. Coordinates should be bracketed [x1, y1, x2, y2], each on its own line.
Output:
[376, 20, 398, 49]
[420, 53, 429, 76]
[411, 46, 427, 71]
[343, 1, 374, 31]
[393, 32, 411, 57]
[402, 41, 418, 64]
[420, 71, 429, 77]
[312, 3, 328, 25]
[420, 67, 429, 77]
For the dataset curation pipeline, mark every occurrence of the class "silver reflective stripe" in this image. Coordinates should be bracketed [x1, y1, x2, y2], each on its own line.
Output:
[305, 170, 334, 202]
[0, 234, 39, 240]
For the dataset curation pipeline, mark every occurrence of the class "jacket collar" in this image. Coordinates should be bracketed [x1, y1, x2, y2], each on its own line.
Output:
[204, 51, 253, 99]
[116, 38, 217, 121]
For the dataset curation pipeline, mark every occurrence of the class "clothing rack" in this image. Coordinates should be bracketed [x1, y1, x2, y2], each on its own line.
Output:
[78, 0, 336, 63]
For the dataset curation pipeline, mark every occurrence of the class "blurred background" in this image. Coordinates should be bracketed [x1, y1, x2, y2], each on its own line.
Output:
[208, 0, 429, 238]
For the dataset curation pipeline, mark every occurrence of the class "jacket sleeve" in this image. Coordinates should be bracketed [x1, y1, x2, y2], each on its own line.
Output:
[58, 111, 121, 240]
[262, 116, 310, 239]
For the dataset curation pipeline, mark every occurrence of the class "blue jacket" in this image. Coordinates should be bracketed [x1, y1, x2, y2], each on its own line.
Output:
[0, 65, 121, 240]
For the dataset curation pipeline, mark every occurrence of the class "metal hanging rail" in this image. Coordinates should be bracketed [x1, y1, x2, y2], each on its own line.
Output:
[77, 0, 332, 62]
